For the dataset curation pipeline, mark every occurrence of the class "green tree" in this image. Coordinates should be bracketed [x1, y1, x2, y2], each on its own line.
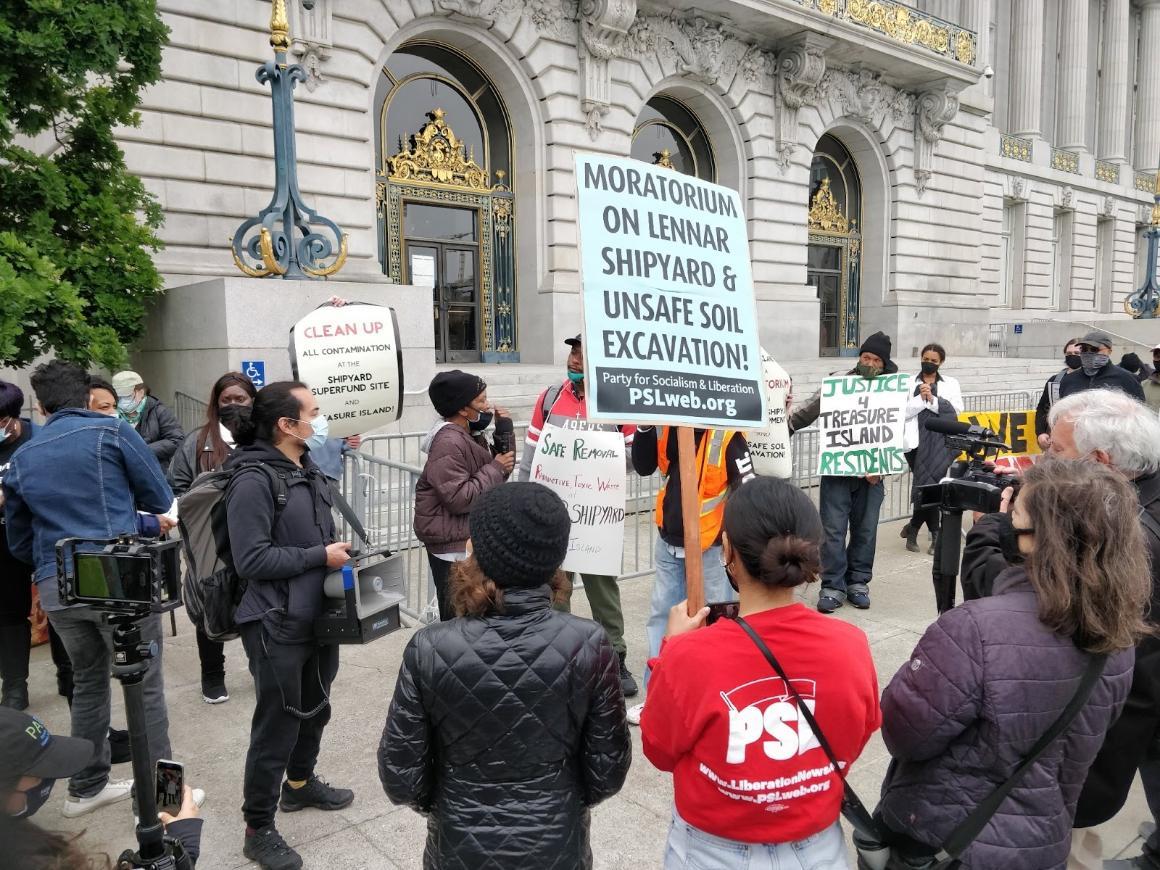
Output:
[0, 0, 170, 368]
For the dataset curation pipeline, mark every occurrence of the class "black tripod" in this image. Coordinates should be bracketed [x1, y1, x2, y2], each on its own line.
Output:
[108, 612, 192, 870]
[932, 507, 965, 614]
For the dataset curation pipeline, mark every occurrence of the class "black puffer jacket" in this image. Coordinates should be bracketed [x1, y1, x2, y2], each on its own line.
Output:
[134, 396, 185, 470]
[378, 585, 631, 869]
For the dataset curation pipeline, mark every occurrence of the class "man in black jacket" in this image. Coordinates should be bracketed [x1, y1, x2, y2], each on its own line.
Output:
[1056, 332, 1146, 403]
[960, 390, 1160, 867]
[1034, 337, 1081, 449]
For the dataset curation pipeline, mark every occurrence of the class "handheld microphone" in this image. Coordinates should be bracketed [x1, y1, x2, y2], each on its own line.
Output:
[493, 415, 515, 454]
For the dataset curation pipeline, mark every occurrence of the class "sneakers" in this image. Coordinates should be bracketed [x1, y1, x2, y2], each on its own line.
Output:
[62, 779, 133, 818]
[244, 826, 303, 870]
[202, 678, 230, 705]
[626, 702, 644, 726]
[618, 653, 639, 698]
[278, 776, 354, 813]
[847, 587, 871, 609]
[817, 594, 843, 614]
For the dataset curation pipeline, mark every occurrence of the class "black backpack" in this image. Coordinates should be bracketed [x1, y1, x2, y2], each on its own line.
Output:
[176, 462, 288, 641]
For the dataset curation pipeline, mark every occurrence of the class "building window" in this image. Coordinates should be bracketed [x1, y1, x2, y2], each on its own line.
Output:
[631, 96, 716, 181]
[999, 203, 1014, 306]
[1095, 217, 1114, 312]
[1051, 210, 1074, 311]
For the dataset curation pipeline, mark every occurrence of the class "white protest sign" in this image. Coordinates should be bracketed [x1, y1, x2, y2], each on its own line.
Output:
[746, 349, 792, 478]
[289, 303, 403, 438]
[530, 422, 626, 576]
[573, 153, 765, 428]
[816, 373, 911, 476]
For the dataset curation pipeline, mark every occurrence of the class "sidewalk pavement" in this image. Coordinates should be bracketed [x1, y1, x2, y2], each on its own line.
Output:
[24, 519, 1154, 868]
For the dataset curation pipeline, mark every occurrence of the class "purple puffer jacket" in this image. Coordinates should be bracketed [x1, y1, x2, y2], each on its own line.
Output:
[414, 421, 506, 554]
[877, 568, 1134, 870]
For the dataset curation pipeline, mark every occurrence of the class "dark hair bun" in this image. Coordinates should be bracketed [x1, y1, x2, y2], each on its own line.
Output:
[758, 535, 821, 589]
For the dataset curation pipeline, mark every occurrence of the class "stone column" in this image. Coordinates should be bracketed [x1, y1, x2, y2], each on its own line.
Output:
[1056, 0, 1089, 150]
[1099, 0, 1130, 162]
[1008, 0, 1044, 137]
[1137, 0, 1160, 170]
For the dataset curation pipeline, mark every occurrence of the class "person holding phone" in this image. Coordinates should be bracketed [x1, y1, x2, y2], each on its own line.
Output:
[641, 476, 880, 868]
[225, 381, 354, 870]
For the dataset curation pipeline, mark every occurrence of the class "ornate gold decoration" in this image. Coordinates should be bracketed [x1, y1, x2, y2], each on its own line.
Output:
[258, 227, 288, 276]
[808, 178, 849, 233]
[1000, 134, 1032, 162]
[840, 0, 969, 62]
[387, 108, 490, 191]
[654, 148, 676, 170]
[1138, 172, 1160, 195]
[1095, 161, 1120, 184]
[302, 233, 349, 277]
[1051, 148, 1080, 174]
[270, 0, 291, 52]
[955, 30, 975, 65]
[817, 0, 838, 14]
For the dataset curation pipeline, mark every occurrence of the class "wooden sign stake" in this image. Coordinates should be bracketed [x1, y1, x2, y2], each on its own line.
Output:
[676, 426, 704, 615]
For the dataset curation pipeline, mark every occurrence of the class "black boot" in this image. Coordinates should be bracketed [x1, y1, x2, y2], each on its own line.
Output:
[905, 527, 920, 553]
[0, 623, 31, 710]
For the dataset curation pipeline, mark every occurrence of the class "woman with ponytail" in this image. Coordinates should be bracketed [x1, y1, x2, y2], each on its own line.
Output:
[641, 475, 881, 869]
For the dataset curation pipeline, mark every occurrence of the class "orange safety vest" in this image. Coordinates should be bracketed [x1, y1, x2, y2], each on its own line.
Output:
[656, 427, 736, 551]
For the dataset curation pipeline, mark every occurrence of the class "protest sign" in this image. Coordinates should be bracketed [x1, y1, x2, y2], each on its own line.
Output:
[530, 422, 626, 576]
[816, 373, 910, 476]
[573, 153, 765, 428]
[290, 303, 403, 438]
[746, 349, 792, 478]
[956, 410, 1041, 457]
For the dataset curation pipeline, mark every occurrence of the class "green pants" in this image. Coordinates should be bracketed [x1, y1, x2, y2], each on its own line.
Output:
[553, 573, 626, 656]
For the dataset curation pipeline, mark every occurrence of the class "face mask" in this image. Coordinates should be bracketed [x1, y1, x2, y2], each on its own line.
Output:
[469, 411, 493, 433]
[1065, 354, 1082, 370]
[920, 361, 939, 376]
[12, 778, 55, 819]
[0, 419, 15, 442]
[855, 363, 881, 379]
[567, 371, 585, 384]
[292, 415, 329, 451]
[995, 513, 1034, 566]
[1080, 352, 1109, 376]
[117, 396, 144, 414]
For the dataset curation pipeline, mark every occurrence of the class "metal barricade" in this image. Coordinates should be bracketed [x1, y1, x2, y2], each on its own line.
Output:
[174, 391, 208, 434]
[960, 390, 1038, 413]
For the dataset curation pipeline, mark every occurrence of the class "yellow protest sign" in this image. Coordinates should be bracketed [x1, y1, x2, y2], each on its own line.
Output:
[956, 410, 1041, 457]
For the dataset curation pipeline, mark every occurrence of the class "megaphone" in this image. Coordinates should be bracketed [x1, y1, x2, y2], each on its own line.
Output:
[314, 548, 405, 645]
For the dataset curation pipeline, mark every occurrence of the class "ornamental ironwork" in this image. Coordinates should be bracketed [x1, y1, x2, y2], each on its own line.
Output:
[386, 108, 491, 191]
[808, 178, 849, 233]
[1126, 171, 1160, 319]
[231, 0, 347, 279]
[1000, 135, 1032, 162]
[1051, 148, 1080, 174]
[793, 0, 977, 66]
[1095, 161, 1120, 184]
[1139, 172, 1160, 194]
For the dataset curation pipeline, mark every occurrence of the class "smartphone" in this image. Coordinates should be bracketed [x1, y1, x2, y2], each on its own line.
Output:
[155, 759, 184, 816]
[705, 601, 740, 625]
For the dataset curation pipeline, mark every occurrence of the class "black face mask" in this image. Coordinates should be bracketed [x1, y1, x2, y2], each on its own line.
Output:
[994, 513, 1033, 566]
[920, 361, 939, 376]
[12, 778, 55, 819]
[1064, 354, 1082, 370]
[469, 412, 493, 433]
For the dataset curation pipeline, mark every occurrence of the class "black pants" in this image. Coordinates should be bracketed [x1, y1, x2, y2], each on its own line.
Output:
[908, 505, 941, 535]
[239, 621, 339, 830]
[0, 564, 71, 696]
[426, 550, 457, 622]
[194, 626, 226, 682]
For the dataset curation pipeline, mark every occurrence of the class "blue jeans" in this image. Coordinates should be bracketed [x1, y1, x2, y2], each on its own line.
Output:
[818, 476, 885, 600]
[645, 537, 735, 690]
[47, 606, 171, 798]
[665, 808, 848, 869]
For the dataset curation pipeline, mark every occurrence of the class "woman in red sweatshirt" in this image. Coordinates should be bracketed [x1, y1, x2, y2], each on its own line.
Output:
[641, 475, 881, 868]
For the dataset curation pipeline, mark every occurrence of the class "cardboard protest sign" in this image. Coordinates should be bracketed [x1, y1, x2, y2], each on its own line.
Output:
[746, 349, 792, 478]
[816, 373, 910, 476]
[290, 303, 403, 438]
[956, 410, 1041, 457]
[573, 153, 765, 428]
[530, 422, 626, 576]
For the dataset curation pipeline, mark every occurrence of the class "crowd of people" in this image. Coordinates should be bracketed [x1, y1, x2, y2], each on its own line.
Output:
[3, 327, 1160, 869]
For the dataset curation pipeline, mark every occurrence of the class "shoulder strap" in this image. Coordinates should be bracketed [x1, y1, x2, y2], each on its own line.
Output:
[733, 616, 880, 840]
[936, 651, 1107, 862]
[233, 461, 289, 521]
[1139, 507, 1160, 546]
[540, 382, 564, 422]
[325, 479, 371, 547]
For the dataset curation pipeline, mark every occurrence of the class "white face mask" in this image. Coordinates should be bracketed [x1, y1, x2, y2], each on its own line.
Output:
[290, 414, 330, 451]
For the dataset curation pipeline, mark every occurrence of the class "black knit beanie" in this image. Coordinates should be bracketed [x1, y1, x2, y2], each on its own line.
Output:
[428, 370, 486, 418]
[470, 483, 571, 588]
[858, 331, 896, 373]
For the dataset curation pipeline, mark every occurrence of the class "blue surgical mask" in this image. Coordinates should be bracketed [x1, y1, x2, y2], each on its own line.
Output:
[13, 778, 55, 819]
[293, 414, 330, 451]
[117, 396, 145, 416]
[567, 371, 585, 383]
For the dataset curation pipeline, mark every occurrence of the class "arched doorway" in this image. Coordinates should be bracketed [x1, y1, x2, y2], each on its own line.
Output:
[808, 134, 863, 357]
[375, 42, 515, 363]
[631, 95, 716, 180]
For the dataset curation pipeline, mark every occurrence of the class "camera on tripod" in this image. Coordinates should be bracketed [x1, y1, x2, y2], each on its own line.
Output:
[56, 536, 182, 613]
[917, 418, 1014, 515]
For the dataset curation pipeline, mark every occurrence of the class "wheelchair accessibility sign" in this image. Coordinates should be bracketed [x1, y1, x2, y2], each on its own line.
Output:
[242, 360, 266, 388]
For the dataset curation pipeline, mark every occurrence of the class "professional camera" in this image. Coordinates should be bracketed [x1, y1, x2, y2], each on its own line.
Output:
[917, 419, 1013, 515]
[56, 536, 182, 613]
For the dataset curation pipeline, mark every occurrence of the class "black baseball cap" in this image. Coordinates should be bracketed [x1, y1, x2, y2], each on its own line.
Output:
[0, 708, 94, 786]
[564, 334, 582, 347]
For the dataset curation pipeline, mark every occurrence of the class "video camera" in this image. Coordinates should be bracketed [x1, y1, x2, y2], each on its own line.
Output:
[917, 418, 1013, 515]
[56, 536, 182, 613]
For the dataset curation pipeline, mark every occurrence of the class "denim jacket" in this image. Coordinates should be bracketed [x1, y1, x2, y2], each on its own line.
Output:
[2, 408, 174, 604]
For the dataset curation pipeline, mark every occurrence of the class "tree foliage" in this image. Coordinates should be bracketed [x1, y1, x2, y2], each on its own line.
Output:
[0, 0, 170, 368]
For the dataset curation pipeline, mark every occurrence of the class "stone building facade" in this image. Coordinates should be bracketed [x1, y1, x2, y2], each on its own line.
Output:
[123, 0, 1160, 364]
